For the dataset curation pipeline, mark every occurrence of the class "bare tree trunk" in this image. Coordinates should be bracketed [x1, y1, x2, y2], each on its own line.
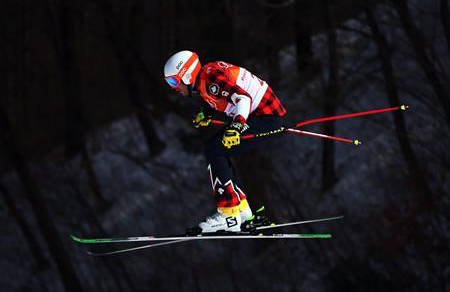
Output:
[0, 110, 83, 292]
[440, 0, 450, 53]
[237, 151, 275, 216]
[391, 0, 450, 125]
[92, 0, 166, 157]
[366, 11, 443, 288]
[1, 1, 82, 289]
[44, 0, 84, 157]
[236, 151, 276, 252]
[322, 0, 338, 191]
[294, 0, 313, 72]
[45, 0, 110, 207]
[78, 2, 111, 209]
[155, 0, 169, 71]
[66, 174, 137, 292]
[81, 144, 112, 209]
[225, 0, 244, 65]
[58, 0, 84, 158]
[161, 0, 178, 54]
[265, 4, 281, 91]
[365, 7, 433, 201]
[0, 183, 50, 271]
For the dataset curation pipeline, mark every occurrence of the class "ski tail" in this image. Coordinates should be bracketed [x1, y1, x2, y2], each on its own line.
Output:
[87, 239, 194, 256]
[257, 215, 344, 231]
[71, 234, 158, 244]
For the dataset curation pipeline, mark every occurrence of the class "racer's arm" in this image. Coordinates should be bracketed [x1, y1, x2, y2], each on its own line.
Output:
[223, 91, 252, 148]
[220, 73, 253, 147]
[230, 93, 251, 124]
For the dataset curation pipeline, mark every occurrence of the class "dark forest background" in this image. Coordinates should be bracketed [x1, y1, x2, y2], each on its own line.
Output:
[1, 0, 449, 291]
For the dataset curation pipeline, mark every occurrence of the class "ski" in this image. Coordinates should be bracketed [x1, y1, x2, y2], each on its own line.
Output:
[73, 232, 331, 243]
[71, 215, 343, 244]
[85, 234, 331, 256]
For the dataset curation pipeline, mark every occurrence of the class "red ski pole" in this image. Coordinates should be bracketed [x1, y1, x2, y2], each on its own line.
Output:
[211, 120, 226, 125]
[209, 104, 408, 146]
[210, 120, 360, 145]
[284, 128, 361, 145]
[240, 127, 361, 145]
[295, 105, 409, 128]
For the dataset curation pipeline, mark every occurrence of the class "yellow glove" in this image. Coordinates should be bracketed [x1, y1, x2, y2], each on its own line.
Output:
[222, 122, 249, 148]
[193, 111, 211, 128]
[222, 129, 240, 148]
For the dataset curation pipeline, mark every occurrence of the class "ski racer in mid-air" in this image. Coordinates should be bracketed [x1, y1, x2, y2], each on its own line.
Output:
[163, 50, 287, 234]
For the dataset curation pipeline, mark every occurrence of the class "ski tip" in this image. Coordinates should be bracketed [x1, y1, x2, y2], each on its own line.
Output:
[86, 250, 99, 256]
[400, 104, 409, 111]
[353, 139, 361, 146]
[71, 234, 83, 243]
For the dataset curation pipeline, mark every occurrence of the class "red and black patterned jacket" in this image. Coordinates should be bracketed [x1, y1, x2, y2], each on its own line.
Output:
[194, 61, 286, 124]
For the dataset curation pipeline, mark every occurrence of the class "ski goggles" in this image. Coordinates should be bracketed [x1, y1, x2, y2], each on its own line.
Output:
[164, 76, 181, 88]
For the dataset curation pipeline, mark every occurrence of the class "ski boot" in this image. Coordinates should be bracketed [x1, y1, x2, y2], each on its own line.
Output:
[238, 199, 253, 222]
[186, 205, 242, 236]
[240, 205, 271, 233]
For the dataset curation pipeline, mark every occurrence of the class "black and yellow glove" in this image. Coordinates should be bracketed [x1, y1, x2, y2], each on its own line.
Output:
[222, 122, 249, 149]
[192, 111, 212, 128]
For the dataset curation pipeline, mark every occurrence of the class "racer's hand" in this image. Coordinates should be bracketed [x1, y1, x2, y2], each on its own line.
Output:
[222, 122, 249, 148]
[192, 111, 212, 128]
[222, 129, 240, 148]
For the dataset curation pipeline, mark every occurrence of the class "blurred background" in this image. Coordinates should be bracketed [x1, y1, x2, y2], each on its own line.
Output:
[0, 0, 449, 291]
